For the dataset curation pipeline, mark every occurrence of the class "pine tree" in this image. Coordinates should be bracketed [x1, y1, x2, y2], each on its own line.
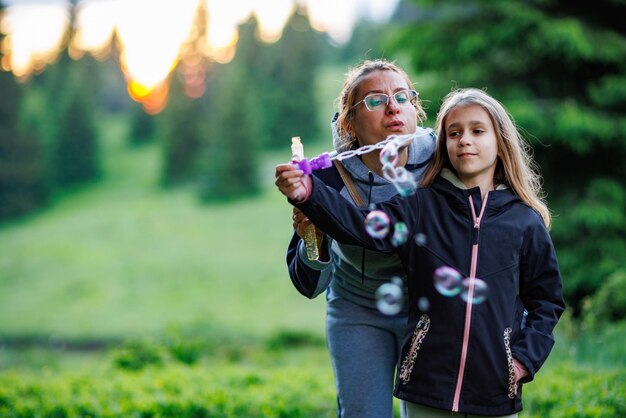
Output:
[390, 0, 626, 316]
[159, 74, 205, 185]
[159, 0, 211, 185]
[195, 17, 263, 201]
[196, 64, 261, 201]
[259, 7, 324, 148]
[46, 0, 100, 188]
[0, 1, 49, 221]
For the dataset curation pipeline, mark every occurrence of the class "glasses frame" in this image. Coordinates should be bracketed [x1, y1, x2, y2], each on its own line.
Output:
[353, 89, 419, 111]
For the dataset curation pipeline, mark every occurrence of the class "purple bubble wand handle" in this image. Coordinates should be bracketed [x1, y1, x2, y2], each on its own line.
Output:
[296, 152, 332, 175]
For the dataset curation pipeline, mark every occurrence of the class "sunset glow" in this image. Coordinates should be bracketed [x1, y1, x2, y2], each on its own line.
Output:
[1, 3, 68, 78]
[1, 0, 398, 112]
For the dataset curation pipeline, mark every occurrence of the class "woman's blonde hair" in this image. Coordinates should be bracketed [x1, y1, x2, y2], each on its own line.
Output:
[334, 59, 427, 151]
[421, 88, 551, 228]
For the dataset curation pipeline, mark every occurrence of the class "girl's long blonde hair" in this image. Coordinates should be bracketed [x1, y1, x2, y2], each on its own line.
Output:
[335, 59, 427, 151]
[421, 88, 551, 228]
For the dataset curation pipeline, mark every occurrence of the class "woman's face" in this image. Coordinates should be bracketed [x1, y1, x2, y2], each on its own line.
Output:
[351, 70, 418, 147]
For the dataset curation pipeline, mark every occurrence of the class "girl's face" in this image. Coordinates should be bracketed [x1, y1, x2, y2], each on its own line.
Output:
[445, 104, 499, 191]
[351, 70, 418, 147]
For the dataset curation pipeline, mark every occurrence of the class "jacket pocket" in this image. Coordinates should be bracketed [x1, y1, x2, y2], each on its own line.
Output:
[399, 314, 430, 384]
[503, 327, 516, 399]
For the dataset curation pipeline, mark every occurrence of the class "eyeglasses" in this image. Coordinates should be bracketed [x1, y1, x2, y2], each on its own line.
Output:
[354, 90, 418, 111]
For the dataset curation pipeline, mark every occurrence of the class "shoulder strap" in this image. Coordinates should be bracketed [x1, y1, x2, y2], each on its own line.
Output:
[333, 160, 366, 207]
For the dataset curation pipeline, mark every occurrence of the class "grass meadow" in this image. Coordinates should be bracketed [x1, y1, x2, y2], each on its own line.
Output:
[0, 107, 624, 415]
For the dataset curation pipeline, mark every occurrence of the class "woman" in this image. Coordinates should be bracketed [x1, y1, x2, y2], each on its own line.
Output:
[285, 59, 435, 418]
[276, 88, 565, 417]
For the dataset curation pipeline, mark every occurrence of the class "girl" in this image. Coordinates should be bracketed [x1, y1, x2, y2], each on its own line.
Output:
[275, 88, 565, 417]
[286, 59, 435, 418]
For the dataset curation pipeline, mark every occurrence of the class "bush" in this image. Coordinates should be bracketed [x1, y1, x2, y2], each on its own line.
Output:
[265, 329, 325, 351]
[523, 363, 626, 417]
[0, 364, 336, 417]
[111, 338, 163, 371]
[583, 270, 626, 329]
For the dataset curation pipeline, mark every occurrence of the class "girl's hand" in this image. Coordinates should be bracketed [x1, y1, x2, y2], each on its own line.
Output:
[275, 163, 311, 203]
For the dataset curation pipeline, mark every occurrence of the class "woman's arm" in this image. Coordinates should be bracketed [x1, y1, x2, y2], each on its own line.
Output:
[286, 230, 333, 299]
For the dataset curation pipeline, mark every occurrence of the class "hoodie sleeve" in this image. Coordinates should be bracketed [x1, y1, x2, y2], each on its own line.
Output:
[286, 230, 333, 299]
[512, 219, 565, 382]
[293, 175, 413, 253]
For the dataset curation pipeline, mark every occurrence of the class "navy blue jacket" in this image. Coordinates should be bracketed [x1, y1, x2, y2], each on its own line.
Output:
[294, 172, 565, 416]
[286, 166, 342, 298]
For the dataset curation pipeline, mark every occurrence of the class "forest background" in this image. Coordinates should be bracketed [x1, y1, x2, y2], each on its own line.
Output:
[0, 0, 624, 416]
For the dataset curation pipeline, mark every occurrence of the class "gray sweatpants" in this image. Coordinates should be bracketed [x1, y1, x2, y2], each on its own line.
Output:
[326, 289, 408, 418]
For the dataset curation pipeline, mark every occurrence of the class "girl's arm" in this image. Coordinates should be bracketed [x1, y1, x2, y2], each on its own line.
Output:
[292, 174, 412, 253]
[513, 221, 566, 382]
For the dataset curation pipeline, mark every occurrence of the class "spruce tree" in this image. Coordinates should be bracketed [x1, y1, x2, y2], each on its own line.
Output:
[46, 0, 100, 188]
[260, 7, 323, 148]
[159, 74, 205, 185]
[196, 18, 262, 201]
[390, 0, 626, 316]
[159, 0, 210, 185]
[0, 1, 49, 221]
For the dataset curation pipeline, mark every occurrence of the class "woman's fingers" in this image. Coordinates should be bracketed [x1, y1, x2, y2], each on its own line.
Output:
[274, 164, 302, 198]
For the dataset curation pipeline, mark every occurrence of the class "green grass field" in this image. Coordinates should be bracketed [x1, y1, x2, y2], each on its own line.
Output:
[0, 115, 330, 343]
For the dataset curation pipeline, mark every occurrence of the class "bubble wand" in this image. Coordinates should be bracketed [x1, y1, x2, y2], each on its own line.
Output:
[291, 136, 320, 261]
[291, 133, 418, 196]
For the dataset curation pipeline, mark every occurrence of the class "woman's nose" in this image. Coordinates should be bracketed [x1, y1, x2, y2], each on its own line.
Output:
[386, 98, 401, 114]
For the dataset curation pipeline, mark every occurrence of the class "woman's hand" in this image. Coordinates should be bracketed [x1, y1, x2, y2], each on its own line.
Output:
[275, 163, 311, 203]
[293, 207, 324, 239]
[292, 207, 328, 261]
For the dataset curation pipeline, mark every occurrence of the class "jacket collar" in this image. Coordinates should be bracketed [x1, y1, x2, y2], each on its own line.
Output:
[435, 169, 520, 214]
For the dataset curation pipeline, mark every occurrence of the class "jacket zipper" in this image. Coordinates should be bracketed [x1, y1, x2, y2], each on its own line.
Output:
[452, 192, 489, 412]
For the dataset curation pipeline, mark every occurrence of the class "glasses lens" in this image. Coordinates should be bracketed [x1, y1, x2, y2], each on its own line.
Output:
[394, 90, 413, 105]
[364, 94, 388, 110]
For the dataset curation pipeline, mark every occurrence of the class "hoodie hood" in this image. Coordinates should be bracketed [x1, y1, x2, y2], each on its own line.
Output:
[331, 113, 436, 204]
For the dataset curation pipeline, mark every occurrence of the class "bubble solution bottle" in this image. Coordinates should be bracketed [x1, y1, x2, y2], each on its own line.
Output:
[291, 136, 319, 261]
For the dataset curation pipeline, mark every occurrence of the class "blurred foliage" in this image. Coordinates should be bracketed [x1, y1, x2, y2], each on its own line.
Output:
[0, 364, 337, 418]
[111, 338, 163, 371]
[194, 16, 264, 201]
[159, 75, 206, 186]
[522, 362, 626, 418]
[50, 57, 101, 188]
[389, 0, 626, 316]
[196, 62, 261, 201]
[0, 343, 622, 417]
[0, 3, 49, 221]
[582, 269, 626, 329]
[129, 104, 156, 147]
[259, 7, 324, 149]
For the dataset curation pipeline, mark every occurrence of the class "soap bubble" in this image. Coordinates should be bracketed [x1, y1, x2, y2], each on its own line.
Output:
[365, 210, 390, 239]
[460, 277, 489, 304]
[382, 164, 417, 196]
[376, 277, 404, 315]
[393, 169, 417, 197]
[433, 266, 463, 297]
[381, 163, 399, 183]
[380, 142, 399, 166]
[418, 297, 430, 311]
[391, 222, 409, 246]
[414, 233, 427, 247]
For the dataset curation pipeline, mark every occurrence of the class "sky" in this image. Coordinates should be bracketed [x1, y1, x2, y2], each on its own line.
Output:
[1, 0, 399, 112]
